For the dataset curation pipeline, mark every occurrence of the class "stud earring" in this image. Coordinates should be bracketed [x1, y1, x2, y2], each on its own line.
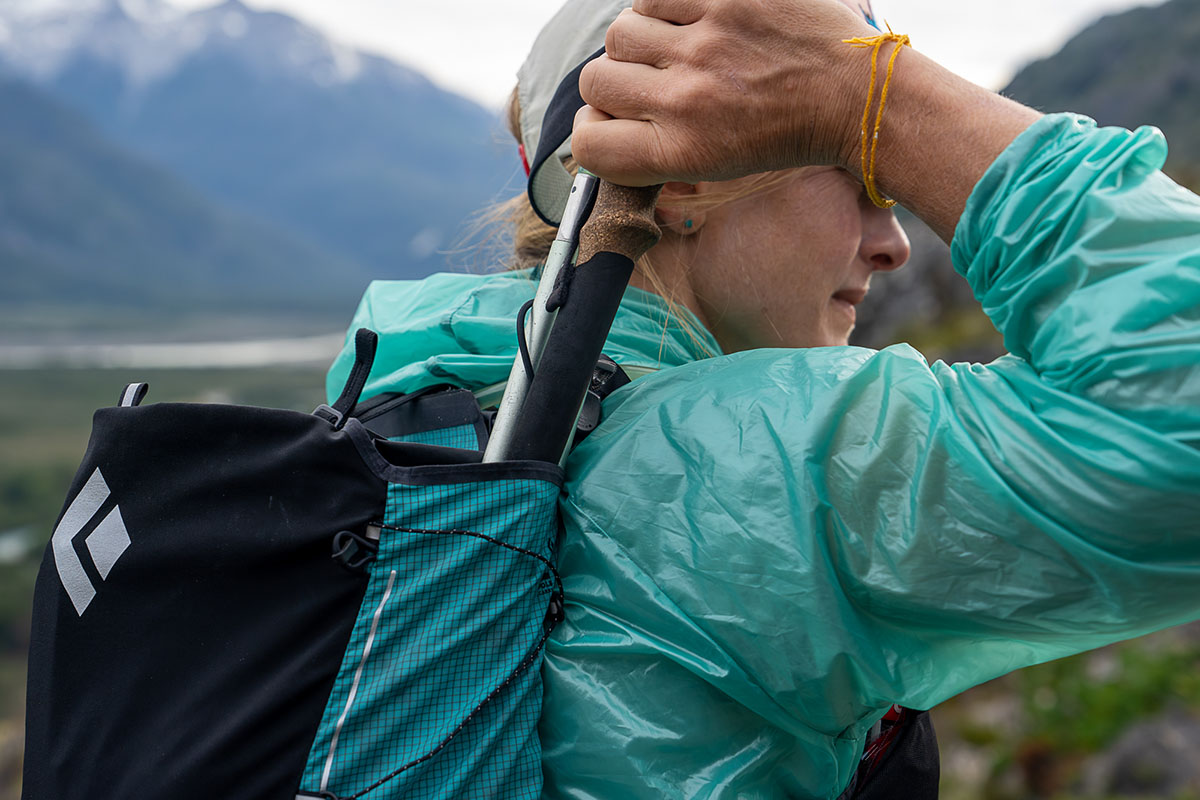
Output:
[684, 219, 694, 229]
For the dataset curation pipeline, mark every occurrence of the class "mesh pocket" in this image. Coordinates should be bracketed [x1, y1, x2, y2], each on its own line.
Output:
[300, 475, 562, 799]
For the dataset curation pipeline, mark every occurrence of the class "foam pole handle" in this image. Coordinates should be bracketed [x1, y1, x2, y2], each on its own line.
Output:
[504, 183, 661, 465]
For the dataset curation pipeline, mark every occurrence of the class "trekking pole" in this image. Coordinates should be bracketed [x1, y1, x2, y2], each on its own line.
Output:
[484, 178, 662, 465]
[486, 169, 599, 462]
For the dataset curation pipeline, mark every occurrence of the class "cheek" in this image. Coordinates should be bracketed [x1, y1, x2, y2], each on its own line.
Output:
[775, 206, 862, 290]
[776, 176, 863, 252]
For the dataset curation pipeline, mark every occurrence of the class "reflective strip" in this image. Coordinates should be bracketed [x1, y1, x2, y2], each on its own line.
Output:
[52, 468, 110, 616]
[319, 569, 398, 793]
[119, 383, 146, 407]
[86, 505, 131, 580]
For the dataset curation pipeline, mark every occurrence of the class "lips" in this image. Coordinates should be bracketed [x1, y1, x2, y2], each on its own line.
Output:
[830, 286, 868, 329]
[831, 287, 868, 306]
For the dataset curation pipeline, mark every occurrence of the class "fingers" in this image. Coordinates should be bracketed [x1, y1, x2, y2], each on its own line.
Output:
[573, 105, 668, 187]
[606, 8, 685, 68]
[579, 54, 668, 121]
[631, 0, 709, 25]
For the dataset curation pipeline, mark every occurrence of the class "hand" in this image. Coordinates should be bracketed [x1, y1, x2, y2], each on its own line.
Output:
[573, 0, 877, 186]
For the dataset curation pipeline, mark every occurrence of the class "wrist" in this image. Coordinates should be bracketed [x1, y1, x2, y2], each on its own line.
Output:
[814, 19, 886, 175]
[836, 29, 914, 198]
[865, 49, 1042, 238]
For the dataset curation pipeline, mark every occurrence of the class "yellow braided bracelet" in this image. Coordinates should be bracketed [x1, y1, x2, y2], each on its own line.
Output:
[843, 24, 911, 208]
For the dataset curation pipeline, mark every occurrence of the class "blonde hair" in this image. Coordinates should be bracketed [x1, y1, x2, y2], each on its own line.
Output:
[486, 87, 796, 356]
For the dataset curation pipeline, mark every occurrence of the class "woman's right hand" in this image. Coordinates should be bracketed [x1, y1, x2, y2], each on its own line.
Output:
[573, 0, 874, 187]
[574, 0, 1042, 242]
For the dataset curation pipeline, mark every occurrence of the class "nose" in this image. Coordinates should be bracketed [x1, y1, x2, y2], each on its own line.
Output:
[859, 204, 910, 273]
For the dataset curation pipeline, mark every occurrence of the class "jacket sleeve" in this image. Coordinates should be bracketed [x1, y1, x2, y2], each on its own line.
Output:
[839, 113, 1200, 709]
[559, 114, 1200, 737]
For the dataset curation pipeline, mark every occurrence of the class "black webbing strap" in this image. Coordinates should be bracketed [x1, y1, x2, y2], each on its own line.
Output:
[316, 328, 378, 430]
[527, 46, 606, 226]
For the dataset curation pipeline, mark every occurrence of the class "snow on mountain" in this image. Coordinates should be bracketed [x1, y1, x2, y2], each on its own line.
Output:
[0, 0, 513, 285]
[0, 0, 423, 91]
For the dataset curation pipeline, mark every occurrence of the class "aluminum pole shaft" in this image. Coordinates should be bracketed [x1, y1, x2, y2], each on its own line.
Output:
[483, 171, 599, 462]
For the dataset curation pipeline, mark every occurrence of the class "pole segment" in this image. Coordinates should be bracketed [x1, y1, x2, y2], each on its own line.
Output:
[490, 182, 662, 465]
[484, 171, 600, 462]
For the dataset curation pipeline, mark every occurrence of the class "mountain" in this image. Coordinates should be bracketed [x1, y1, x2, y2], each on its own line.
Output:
[0, 0, 518, 283]
[0, 75, 361, 311]
[1002, 0, 1200, 186]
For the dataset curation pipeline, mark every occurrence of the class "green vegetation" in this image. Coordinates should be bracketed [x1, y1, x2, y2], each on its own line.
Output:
[1019, 637, 1200, 754]
[935, 628, 1200, 800]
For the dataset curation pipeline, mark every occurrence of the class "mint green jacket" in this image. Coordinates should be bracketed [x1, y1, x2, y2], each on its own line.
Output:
[328, 115, 1200, 799]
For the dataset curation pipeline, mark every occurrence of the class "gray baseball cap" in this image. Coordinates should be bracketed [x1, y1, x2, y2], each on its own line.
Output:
[517, 0, 631, 226]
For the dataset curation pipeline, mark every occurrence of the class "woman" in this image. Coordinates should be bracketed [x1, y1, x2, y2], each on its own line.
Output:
[328, 0, 1200, 796]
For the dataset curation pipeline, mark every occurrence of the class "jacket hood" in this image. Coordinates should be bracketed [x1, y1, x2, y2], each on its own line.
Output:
[326, 270, 722, 404]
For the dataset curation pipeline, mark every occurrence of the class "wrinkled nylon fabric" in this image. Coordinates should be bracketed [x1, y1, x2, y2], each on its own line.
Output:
[327, 115, 1200, 799]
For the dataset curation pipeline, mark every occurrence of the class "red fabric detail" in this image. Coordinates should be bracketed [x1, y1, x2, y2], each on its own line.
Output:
[858, 706, 910, 781]
[519, 143, 531, 177]
[862, 720, 902, 772]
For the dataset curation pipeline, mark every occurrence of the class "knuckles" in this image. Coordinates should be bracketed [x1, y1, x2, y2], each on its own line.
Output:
[605, 9, 636, 60]
[578, 59, 602, 106]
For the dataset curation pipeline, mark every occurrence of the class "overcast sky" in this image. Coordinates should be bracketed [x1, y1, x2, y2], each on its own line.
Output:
[169, 0, 1160, 109]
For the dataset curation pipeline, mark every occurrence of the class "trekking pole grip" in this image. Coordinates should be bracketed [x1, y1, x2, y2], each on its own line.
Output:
[577, 182, 663, 265]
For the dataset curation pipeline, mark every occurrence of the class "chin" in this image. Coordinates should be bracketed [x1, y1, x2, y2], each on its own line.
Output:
[817, 328, 854, 348]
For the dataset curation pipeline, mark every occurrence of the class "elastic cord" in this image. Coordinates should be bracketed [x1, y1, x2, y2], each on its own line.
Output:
[516, 299, 536, 382]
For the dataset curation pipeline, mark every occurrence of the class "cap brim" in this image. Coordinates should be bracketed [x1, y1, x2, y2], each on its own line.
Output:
[526, 46, 605, 227]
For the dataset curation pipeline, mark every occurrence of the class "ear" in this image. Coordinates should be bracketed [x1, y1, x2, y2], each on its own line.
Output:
[656, 182, 706, 235]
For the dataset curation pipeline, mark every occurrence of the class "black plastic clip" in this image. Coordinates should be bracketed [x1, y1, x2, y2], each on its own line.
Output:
[332, 529, 379, 571]
[573, 355, 631, 443]
[544, 594, 565, 630]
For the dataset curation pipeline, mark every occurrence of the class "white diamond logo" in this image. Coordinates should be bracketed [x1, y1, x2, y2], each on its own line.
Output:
[52, 468, 131, 616]
[86, 505, 131, 580]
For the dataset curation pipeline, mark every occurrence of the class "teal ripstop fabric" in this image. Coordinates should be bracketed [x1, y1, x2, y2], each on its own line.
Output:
[326, 115, 1200, 798]
[299, 475, 560, 799]
[393, 425, 478, 449]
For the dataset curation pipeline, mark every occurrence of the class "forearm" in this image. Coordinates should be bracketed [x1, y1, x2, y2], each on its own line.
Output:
[838, 44, 1042, 242]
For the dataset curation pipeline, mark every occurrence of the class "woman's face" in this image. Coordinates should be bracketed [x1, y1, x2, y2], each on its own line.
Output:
[678, 167, 910, 351]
